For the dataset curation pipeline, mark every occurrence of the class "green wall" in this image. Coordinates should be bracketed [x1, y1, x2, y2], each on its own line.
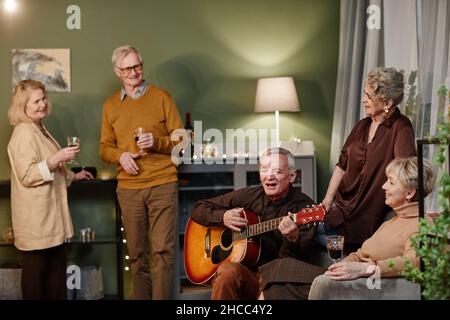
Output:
[0, 0, 339, 199]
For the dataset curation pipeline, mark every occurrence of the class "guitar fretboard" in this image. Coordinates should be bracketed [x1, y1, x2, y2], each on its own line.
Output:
[231, 216, 285, 241]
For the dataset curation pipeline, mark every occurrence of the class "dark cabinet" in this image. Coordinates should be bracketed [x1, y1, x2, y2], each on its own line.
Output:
[0, 179, 124, 299]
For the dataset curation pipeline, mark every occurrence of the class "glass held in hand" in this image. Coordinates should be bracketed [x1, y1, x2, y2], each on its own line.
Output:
[67, 136, 80, 165]
[134, 127, 147, 156]
[326, 235, 344, 263]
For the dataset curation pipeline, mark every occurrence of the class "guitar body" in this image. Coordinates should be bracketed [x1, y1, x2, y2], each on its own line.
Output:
[184, 209, 261, 284]
[184, 204, 325, 285]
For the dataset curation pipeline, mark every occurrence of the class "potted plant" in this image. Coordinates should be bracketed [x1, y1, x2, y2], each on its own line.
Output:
[399, 84, 450, 300]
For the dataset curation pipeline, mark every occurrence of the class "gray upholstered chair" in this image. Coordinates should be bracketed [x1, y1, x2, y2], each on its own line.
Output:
[308, 274, 420, 300]
[307, 211, 420, 300]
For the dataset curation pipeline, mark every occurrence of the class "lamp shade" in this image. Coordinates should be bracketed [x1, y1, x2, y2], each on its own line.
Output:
[254, 77, 300, 113]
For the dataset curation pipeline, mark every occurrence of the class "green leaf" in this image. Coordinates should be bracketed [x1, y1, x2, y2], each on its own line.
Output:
[437, 84, 448, 98]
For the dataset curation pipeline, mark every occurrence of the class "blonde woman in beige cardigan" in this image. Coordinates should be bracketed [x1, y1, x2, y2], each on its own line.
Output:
[324, 157, 435, 280]
[7, 80, 94, 299]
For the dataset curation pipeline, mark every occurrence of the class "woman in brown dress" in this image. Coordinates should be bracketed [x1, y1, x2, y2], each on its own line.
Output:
[319, 68, 416, 247]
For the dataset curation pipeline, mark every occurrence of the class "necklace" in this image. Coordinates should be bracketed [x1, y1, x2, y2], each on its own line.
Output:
[35, 123, 60, 151]
[36, 123, 48, 136]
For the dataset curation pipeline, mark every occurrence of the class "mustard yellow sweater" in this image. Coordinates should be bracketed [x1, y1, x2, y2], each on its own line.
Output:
[344, 202, 420, 277]
[100, 85, 183, 189]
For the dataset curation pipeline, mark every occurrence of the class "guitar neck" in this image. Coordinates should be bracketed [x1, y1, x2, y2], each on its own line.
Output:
[231, 204, 325, 241]
[233, 216, 284, 241]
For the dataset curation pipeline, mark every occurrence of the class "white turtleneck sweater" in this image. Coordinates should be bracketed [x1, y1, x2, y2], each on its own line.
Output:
[344, 202, 419, 277]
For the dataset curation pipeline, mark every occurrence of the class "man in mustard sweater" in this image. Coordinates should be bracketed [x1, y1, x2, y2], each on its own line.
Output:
[100, 45, 183, 300]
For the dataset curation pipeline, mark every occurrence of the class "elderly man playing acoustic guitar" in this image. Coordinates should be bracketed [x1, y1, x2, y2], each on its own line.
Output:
[188, 147, 325, 300]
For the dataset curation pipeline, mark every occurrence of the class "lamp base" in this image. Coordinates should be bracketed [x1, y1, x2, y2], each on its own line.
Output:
[275, 110, 280, 147]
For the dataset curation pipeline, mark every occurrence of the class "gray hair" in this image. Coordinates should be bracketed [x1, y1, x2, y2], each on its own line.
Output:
[260, 147, 296, 171]
[367, 67, 404, 106]
[385, 157, 435, 198]
[111, 45, 143, 67]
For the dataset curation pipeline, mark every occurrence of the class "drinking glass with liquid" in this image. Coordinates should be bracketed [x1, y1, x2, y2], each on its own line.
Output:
[326, 235, 344, 263]
[67, 136, 80, 165]
[134, 127, 147, 156]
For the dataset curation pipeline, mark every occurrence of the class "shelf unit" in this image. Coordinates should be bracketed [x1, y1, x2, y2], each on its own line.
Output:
[174, 150, 317, 299]
[0, 179, 123, 299]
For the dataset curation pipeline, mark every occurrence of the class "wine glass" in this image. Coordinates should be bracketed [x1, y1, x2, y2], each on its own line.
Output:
[67, 136, 80, 165]
[326, 235, 344, 263]
[134, 127, 147, 155]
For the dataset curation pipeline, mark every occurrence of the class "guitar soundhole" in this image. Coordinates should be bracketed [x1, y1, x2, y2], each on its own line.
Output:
[211, 245, 231, 264]
[221, 229, 232, 248]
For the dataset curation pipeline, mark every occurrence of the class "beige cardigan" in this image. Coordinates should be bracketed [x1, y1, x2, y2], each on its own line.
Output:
[344, 202, 420, 277]
[7, 122, 74, 251]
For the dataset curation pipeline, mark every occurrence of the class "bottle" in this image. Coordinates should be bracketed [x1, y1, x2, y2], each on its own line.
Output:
[184, 112, 195, 158]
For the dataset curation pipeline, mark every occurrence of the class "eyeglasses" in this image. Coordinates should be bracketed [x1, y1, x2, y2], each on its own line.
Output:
[116, 63, 143, 76]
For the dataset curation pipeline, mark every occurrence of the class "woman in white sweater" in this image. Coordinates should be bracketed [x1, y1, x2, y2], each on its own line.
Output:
[7, 80, 93, 299]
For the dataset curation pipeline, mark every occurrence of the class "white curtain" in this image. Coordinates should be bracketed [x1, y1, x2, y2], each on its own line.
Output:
[329, 0, 384, 172]
[384, 0, 419, 128]
[416, 0, 450, 212]
[385, 0, 450, 211]
[417, 0, 450, 137]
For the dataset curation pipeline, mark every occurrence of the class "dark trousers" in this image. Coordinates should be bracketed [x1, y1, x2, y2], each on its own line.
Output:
[259, 258, 326, 300]
[21, 244, 67, 300]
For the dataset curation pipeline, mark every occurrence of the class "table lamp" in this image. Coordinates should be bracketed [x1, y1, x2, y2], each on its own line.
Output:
[254, 76, 300, 146]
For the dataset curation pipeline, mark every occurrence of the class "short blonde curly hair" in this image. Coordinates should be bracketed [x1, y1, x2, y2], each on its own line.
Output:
[366, 67, 404, 106]
[385, 157, 435, 198]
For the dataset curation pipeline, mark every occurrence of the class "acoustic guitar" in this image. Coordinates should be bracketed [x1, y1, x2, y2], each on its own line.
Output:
[184, 204, 326, 284]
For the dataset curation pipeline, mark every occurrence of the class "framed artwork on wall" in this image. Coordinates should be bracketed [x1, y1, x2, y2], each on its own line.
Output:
[12, 48, 71, 92]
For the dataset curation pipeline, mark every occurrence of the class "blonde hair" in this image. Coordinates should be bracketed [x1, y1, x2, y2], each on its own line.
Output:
[111, 45, 143, 68]
[366, 67, 404, 106]
[386, 157, 435, 198]
[7, 80, 51, 126]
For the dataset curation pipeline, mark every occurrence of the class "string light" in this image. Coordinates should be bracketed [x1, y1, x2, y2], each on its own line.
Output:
[120, 223, 131, 286]
[4, 0, 17, 12]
